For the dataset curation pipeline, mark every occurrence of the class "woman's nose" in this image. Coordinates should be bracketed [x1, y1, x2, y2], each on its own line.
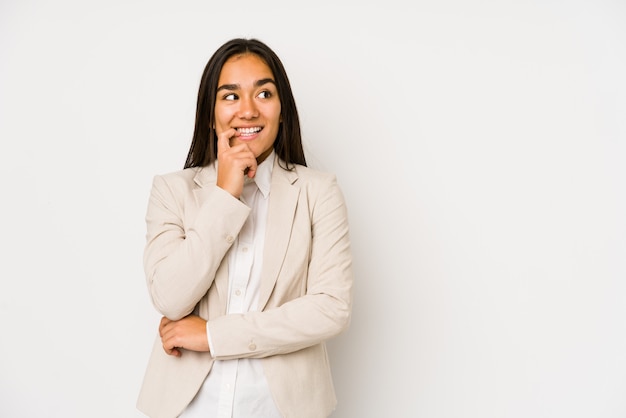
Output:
[238, 97, 259, 119]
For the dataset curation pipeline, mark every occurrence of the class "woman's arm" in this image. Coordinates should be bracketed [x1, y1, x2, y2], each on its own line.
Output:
[143, 173, 250, 320]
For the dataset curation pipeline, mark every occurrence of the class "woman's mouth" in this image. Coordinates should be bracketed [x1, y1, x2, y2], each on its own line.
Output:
[237, 126, 262, 137]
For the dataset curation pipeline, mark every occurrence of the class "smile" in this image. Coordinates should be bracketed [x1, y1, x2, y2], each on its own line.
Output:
[237, 127, 262, 136]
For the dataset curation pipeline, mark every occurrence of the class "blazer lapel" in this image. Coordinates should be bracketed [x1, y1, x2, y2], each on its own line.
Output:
[257, 160, 300, 310]
[192, 165, 229, 313]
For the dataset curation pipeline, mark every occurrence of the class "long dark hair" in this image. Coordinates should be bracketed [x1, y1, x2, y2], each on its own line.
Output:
[184, 38, 306, 169]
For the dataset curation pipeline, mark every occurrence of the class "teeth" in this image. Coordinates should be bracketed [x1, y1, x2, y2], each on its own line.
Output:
[237, 127, 262, 134]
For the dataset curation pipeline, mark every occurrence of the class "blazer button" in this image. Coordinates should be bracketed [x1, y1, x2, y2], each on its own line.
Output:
[248, 343, 257, 351]
[226, 235, 234, 244]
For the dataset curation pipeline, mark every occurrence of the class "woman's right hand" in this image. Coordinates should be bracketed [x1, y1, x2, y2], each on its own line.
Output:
[216, 128, 257, 199]
[159, 315, 210, 357]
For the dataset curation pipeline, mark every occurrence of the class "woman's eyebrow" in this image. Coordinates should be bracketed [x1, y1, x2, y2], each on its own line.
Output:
[216, 83, 239, 92]
[217, 78, 276, 92]
[255, 78, 276, 87]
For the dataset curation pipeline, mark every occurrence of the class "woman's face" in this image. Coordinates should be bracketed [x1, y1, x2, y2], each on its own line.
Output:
[214, 53, 281, 164]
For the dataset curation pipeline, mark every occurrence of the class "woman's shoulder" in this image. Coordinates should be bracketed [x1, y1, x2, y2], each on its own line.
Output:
[150, 166, 205, 193]
[288, 163, 345, 198]
[291, 163, 337, 184]
[156, 166, 201, 181]
[288, 163, 348, 212]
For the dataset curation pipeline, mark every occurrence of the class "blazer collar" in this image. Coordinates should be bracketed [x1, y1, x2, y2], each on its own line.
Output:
[192, 163, 217, 188]
[191, 151, 291, 191]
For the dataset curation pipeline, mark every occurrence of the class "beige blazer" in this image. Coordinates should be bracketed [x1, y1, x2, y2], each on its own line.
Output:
[136, 157, 353, 418]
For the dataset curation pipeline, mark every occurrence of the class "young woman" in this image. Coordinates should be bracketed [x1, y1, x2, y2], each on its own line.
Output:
[137, 38, 353, 418]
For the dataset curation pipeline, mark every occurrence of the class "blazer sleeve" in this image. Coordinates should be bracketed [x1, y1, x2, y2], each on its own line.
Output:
[207, 173, 353, 359]
[144, 173, 251, 320]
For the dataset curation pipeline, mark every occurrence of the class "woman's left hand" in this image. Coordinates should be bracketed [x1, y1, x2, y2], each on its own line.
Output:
[159, 315, 210, 357]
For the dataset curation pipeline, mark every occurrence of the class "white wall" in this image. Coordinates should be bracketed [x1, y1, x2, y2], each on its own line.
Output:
[1, 1, 625, 417]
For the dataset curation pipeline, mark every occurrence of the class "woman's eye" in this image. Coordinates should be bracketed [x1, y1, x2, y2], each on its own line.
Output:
[258, 91, 271, 99]
[224, 93, 237, 100]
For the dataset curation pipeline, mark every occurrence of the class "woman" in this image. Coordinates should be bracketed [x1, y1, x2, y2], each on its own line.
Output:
[137, 38, 353, 418]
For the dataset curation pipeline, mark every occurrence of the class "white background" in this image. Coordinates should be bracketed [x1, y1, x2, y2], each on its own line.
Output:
[1, 1, 625, 417]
